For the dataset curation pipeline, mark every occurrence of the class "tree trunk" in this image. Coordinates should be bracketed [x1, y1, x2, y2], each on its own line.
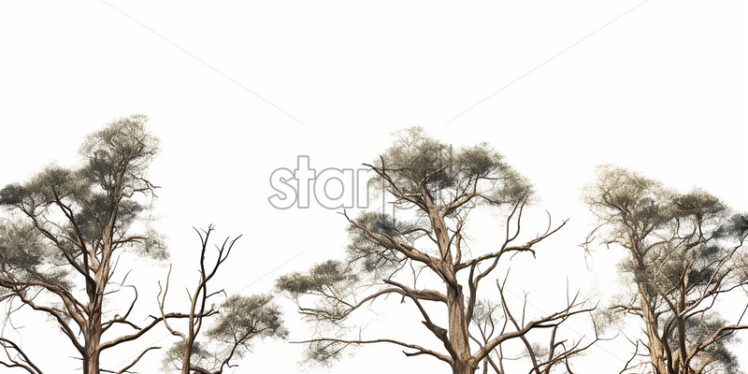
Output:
[447, 285, 470, 353]
[83, 323, 101, 374]
[83, 241, 109, 374]
[181, 339, 193, 374]
[84, 351, 100, 374]
[639, 286, 667, 374]
[432, 207, 476, 374]
[448, 284, 474, 374]
[452, 359, 477, 374]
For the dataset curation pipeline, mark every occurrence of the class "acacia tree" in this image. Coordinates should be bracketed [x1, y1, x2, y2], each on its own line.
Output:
[159, 226, 287, 374]
[0, 115, 193, 374]
[584, 166, 748, 374]
[277, 128, 598, 374]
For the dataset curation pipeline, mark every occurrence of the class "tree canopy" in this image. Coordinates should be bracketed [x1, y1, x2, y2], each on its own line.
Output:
[278, 127, 597, 374]
[584, 166, 748, 374]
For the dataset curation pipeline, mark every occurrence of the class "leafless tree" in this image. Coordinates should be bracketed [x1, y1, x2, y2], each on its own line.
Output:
[0, 116, 195, 374]
[158, 226, 286, 374]
[277, 128, 598, 374]
[584, 166, 748, 374]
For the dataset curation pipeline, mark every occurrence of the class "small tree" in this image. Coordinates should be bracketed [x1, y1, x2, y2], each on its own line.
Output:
[0, 115, 191, 374]
[278, 128, 598, 374]
[159, 226, 287, 374]
[584, 166, 748, 374]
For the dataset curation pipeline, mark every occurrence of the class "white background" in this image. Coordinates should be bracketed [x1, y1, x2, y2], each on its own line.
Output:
[0, 0, 746, 373]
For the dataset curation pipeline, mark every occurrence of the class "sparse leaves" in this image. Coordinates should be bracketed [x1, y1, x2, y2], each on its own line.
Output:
[207, 295, 287, 344]
[369, 127, 532, 211]
[277, 260, 354, 296]
[585, 166, 748, 374]
[160, 227, 286, 374]
[280, 128, 594, 374]
[0, 115, 171, 374]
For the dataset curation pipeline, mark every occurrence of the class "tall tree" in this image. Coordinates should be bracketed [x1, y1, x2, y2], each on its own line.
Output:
[584, 166, 748, 374]
[277, 128, 597, 374]
[159, 226, 287, 374]
[0, 115, 191, 374]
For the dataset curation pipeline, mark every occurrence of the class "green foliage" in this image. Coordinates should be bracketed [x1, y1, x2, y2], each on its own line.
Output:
[470, 299, 500, 326]
[371, 127, 532, 208]
[278, 128, 564, 369]
[345, 212, 420, 273]
[585, 166, 739, 294]
[0, 184, 25, 206]
[162, 341, 212, 372]
[375, 127, 454, 189]
[0, 115, 166, 283]
[207, 294, 287, 344]
[79, 114, 158, 191]
[305, 340, 344, 363]
[276, 260, 355, 296]
[0, 223, 68, 285]
[686, 315, 740, 372]
[349, 128, 532, 277]
[163, 295, 287, 373]
[586, 166, 748, 371]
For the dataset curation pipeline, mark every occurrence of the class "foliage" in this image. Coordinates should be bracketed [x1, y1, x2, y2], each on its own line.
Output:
[162, 295, 287, 374]
[585, 166, 748, 374]
[0, 115, 174, 374]
[278, 128, 595, 374]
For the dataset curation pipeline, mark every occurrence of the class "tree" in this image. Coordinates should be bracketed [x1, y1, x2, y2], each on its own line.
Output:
[277, 128, 598, 374]
[0, 115, 192, 374]
[584, 166, 748, 374]
[159, 226, 287, 374]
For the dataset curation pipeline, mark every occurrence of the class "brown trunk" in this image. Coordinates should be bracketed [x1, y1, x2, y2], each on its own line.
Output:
[431, 206, 475, 374]
[452, 359, 477, 374]
[181, 342, 191, 374]
[83, 348, 100, 374]
[181, 296, 198, 374]
[83, 317, 102, 374]
[631, 242, 669, 374]
[83, 234, 111, 374]
[181, 328, 196, 374]
[83, 283, 104, 374]
[447, 285, 470, 356]
[639, 286, 667, 374]
[447, 283, 475, 374]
